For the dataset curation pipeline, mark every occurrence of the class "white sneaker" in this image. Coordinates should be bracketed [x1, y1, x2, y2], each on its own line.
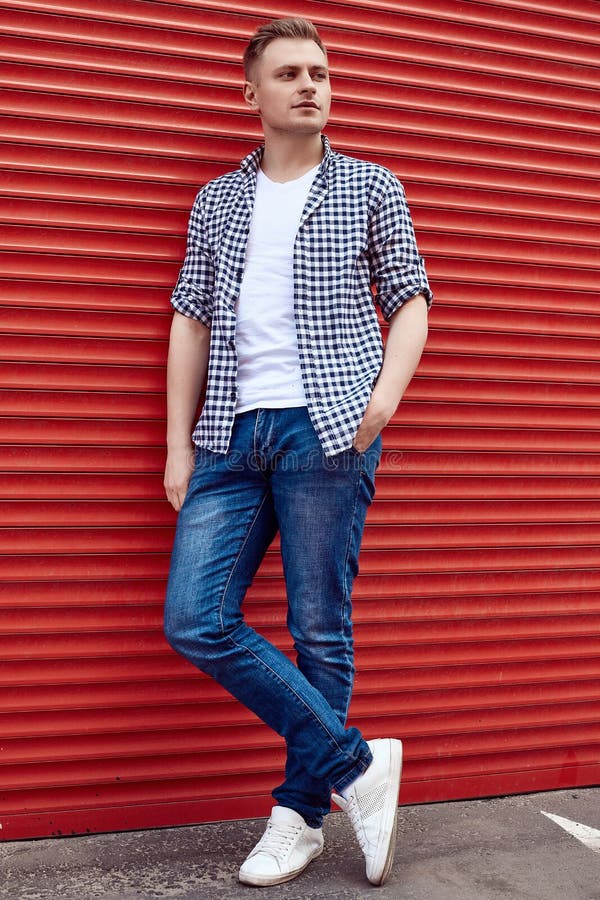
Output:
[238, 805, 324, 886]
[332, 738, 403, 886]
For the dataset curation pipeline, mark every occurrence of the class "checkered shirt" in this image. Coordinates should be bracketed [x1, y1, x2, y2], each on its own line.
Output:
[170, 134, 432, 457]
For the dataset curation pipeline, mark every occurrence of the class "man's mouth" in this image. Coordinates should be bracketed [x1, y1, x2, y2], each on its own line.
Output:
[294, 101, 319, 109]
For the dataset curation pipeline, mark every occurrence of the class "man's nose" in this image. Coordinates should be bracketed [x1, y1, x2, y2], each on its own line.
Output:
[298, 71, 316, 92]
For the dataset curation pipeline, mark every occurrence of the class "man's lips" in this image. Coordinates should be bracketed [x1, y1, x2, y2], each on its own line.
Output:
[294, 101, 319, 109]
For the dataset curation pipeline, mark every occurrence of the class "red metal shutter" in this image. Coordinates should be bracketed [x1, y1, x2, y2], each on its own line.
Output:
[1, 0, 599, 840]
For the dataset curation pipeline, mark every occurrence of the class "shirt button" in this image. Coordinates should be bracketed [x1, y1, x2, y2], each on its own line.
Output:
[230, 390, 237, 400]
[228, 339, 235, 349]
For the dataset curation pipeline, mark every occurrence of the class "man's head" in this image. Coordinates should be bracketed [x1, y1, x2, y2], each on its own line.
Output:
[243, 18, 327, 83]
[243, 18, 331, 137]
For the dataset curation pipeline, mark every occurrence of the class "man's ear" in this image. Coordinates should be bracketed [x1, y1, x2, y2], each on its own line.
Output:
[243, 81, 260, 111]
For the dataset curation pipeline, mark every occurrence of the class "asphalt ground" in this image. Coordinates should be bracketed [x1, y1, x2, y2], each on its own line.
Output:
[2, 787, 600, 900]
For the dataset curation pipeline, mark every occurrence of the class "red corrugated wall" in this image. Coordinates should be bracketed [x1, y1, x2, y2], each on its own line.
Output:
[1, 0, 599, 840]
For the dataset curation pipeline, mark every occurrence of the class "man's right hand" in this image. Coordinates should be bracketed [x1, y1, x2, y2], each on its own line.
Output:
[164, 445, 196, 511]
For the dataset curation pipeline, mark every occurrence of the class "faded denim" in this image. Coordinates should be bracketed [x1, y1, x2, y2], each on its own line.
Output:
[164, 406, 382, 827]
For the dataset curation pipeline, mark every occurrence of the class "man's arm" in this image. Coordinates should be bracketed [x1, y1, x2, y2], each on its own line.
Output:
[163, 311, 211, 511]
[352, 293, 428, 452]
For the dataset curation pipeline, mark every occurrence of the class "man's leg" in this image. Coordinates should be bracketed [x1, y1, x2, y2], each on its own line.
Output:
[269, 406, 383, 827]
[164, 409, 373, 795]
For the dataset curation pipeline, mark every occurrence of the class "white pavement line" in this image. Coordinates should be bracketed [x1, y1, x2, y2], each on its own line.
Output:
[541, 811, 600, 854]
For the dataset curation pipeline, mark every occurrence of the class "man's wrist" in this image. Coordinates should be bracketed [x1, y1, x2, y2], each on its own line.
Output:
[370, 380, 402, 417]
[167, 438, 193, 452]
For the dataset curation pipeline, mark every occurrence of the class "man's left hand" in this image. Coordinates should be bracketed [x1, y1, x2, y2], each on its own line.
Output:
[352, 386, 397, 453]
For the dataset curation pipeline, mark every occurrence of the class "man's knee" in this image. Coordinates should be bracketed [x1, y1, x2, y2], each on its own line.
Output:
[163, 606, 223, 670]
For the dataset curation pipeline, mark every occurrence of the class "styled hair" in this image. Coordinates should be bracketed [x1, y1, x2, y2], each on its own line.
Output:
[243, 17, 327, 81]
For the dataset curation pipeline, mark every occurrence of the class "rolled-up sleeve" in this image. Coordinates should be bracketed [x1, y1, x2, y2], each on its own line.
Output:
[170, 188, 214, 328]
[367, 171, 433, 322]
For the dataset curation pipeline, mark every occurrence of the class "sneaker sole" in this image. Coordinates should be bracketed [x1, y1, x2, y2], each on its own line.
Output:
[368, 738, 403, 886]
[238, 844, 324, 887]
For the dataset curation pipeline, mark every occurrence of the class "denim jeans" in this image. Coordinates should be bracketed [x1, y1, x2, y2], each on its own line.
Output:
[164, 406, 383, 828]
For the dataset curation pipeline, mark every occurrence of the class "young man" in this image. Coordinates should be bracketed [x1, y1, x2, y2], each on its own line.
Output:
[163, 17, 431, 888]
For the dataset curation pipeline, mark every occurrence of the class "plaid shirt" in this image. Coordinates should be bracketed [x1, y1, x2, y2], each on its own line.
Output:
[170, 134, 432, 457]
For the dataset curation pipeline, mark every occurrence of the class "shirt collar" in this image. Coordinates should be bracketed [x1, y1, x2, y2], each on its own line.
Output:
[240, 133, 333, 177]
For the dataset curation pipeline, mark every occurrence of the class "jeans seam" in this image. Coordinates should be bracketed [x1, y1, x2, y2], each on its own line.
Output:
[215, 478, 353, 764]
[225, 627, 360, 767]
[339, 462, 363, 722]
[218, 488, 272, 636]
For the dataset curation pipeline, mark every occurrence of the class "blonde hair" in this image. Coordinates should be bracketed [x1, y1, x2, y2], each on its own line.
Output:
[243, 17, 327, 81]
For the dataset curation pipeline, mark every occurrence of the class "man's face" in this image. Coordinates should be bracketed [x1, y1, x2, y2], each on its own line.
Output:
[244, 38, 331, 136]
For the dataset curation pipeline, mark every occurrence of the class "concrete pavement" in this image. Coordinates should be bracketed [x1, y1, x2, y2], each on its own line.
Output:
[2, 787, 600, 899]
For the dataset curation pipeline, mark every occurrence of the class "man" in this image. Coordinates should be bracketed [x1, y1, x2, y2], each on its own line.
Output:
[163, 17, 431, 888]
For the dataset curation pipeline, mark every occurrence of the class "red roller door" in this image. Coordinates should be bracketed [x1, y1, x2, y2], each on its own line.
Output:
[1, 0, 599, 840]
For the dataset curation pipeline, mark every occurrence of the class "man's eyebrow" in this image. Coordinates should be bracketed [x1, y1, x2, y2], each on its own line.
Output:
[273, 63, 329, 72]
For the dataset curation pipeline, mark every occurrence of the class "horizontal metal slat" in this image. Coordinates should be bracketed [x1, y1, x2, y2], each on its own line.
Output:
[0, 390, 165, 421]
[5, 520, 600, 554]
[0, 196, 184, 233]
[485, 0, 599, 21]
[5, 194, 600, 250]
[4, 498, 599, 529]
[3, 113, 595, 183]
[1, 723, 599, 796]
[0, 281, 171, 313]
[0, 382, 597, 420]
[419, 207, 600, 248]
[3, 543, 600, 580]
[3, 703, 600, 769]
[5, 138, 599, 204]
[5, 392, 600, 428]
[362, 499, 600, 525]
[2, 170, 598, 230]
[6, 0, 600, 64]
[0, 362, 165, 393]
[3, 357, 600, 401]
[4, 420, 600, 453]
[0, 417, 166, 445]
[5, 328, 600, 370]
[0, 223, 181, 259]
[0, 138, 218, 183]
[1, 253, 596, 295]
[0, 307, 171, 338]
[421, 353, 600, 386]
[2, 469, 600, 500]
[2, 223, 596, 273]
[429, 306, 600, 339]
[409, 183, 600, 225]
[0, 444, 597, 477]
[0, 168, 196, 207]
[6, 88, 599, 163]
[2, 35, 598, 115]
[0, 604, 600, 652]
[4, 59, 600, 139]
[0, 252, 179, 286]
[3, 676, 600, 739]
[3, 599, 600, 637]
[3, 2, 599, 86]
[2, 639, 599, 691]
[408, 378, 600, 407]
[428, 327, 600, 359]
[339, 0, 600, 33]
[1, 654, 599, 705]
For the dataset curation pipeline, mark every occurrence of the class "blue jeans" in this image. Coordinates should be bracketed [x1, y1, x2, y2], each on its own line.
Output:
[164, 406, 383, 828]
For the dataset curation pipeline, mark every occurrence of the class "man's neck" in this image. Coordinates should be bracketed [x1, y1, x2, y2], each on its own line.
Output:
[260, 132, 324, 183]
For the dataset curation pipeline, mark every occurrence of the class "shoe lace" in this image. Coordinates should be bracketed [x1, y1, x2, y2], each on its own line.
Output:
[254, 821, 302, 859]
[343, 795, 368, 853]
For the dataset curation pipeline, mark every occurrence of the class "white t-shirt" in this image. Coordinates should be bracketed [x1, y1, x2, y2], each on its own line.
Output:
[234, 163, 320, 414]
